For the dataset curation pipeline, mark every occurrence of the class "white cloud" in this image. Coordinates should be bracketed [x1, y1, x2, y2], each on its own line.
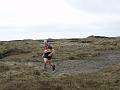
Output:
[0, 0, 100, 27]
[0, 0, 120, 27]
[0, 0, 120, 40]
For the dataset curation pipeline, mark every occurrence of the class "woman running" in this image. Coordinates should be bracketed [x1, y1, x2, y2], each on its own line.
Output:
[42, 40, 55, 71]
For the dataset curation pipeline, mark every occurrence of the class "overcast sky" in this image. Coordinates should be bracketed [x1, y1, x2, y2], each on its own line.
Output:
[0, 0, 120, 41]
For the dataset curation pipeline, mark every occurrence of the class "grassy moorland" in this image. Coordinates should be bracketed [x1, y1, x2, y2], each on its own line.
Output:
[0, 36, 120, 90]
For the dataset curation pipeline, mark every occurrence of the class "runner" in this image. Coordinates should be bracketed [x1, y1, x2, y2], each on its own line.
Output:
[42, 40, 55, 71]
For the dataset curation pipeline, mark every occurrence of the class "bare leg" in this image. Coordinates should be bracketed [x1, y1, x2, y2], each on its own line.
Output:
[48, 60, 53, 67]
[43, 58, 48, 70]
[43, 58, 55, 71]
[48, 60, 55, 71]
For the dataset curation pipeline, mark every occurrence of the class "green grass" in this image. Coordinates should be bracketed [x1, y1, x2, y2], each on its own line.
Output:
[0, 37, 120, 90]
[0, 37, 120, 61]
[0, 63, 120, 90]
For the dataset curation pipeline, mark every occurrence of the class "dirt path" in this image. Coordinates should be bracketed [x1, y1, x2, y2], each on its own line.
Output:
[1, 51, 120, 77]
[50, 52, 120, 76]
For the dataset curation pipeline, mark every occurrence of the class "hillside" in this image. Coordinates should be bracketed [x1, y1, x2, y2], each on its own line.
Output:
[0, 36, 120, 90]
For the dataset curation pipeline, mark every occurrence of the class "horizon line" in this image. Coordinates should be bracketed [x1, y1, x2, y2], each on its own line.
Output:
[0, 35, 120, 42]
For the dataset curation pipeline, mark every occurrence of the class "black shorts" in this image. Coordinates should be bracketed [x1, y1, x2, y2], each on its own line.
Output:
[43, 52, 52, 60]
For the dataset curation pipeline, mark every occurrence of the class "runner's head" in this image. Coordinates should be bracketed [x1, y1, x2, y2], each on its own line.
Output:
[44, 39, 48, 46]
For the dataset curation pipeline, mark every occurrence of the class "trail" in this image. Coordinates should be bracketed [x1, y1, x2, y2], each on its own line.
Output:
[1, 51, 120, 77]
[50, 52, 120, 76]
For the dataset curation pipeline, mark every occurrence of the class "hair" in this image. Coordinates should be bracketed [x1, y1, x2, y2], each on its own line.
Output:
[44, 39, 48, 43]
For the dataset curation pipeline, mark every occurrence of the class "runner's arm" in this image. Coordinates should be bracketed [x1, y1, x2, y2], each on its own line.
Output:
[48, 49, 55, 56]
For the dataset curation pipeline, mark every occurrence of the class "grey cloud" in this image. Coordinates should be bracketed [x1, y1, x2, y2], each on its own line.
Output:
[66, 0, 120, 13]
